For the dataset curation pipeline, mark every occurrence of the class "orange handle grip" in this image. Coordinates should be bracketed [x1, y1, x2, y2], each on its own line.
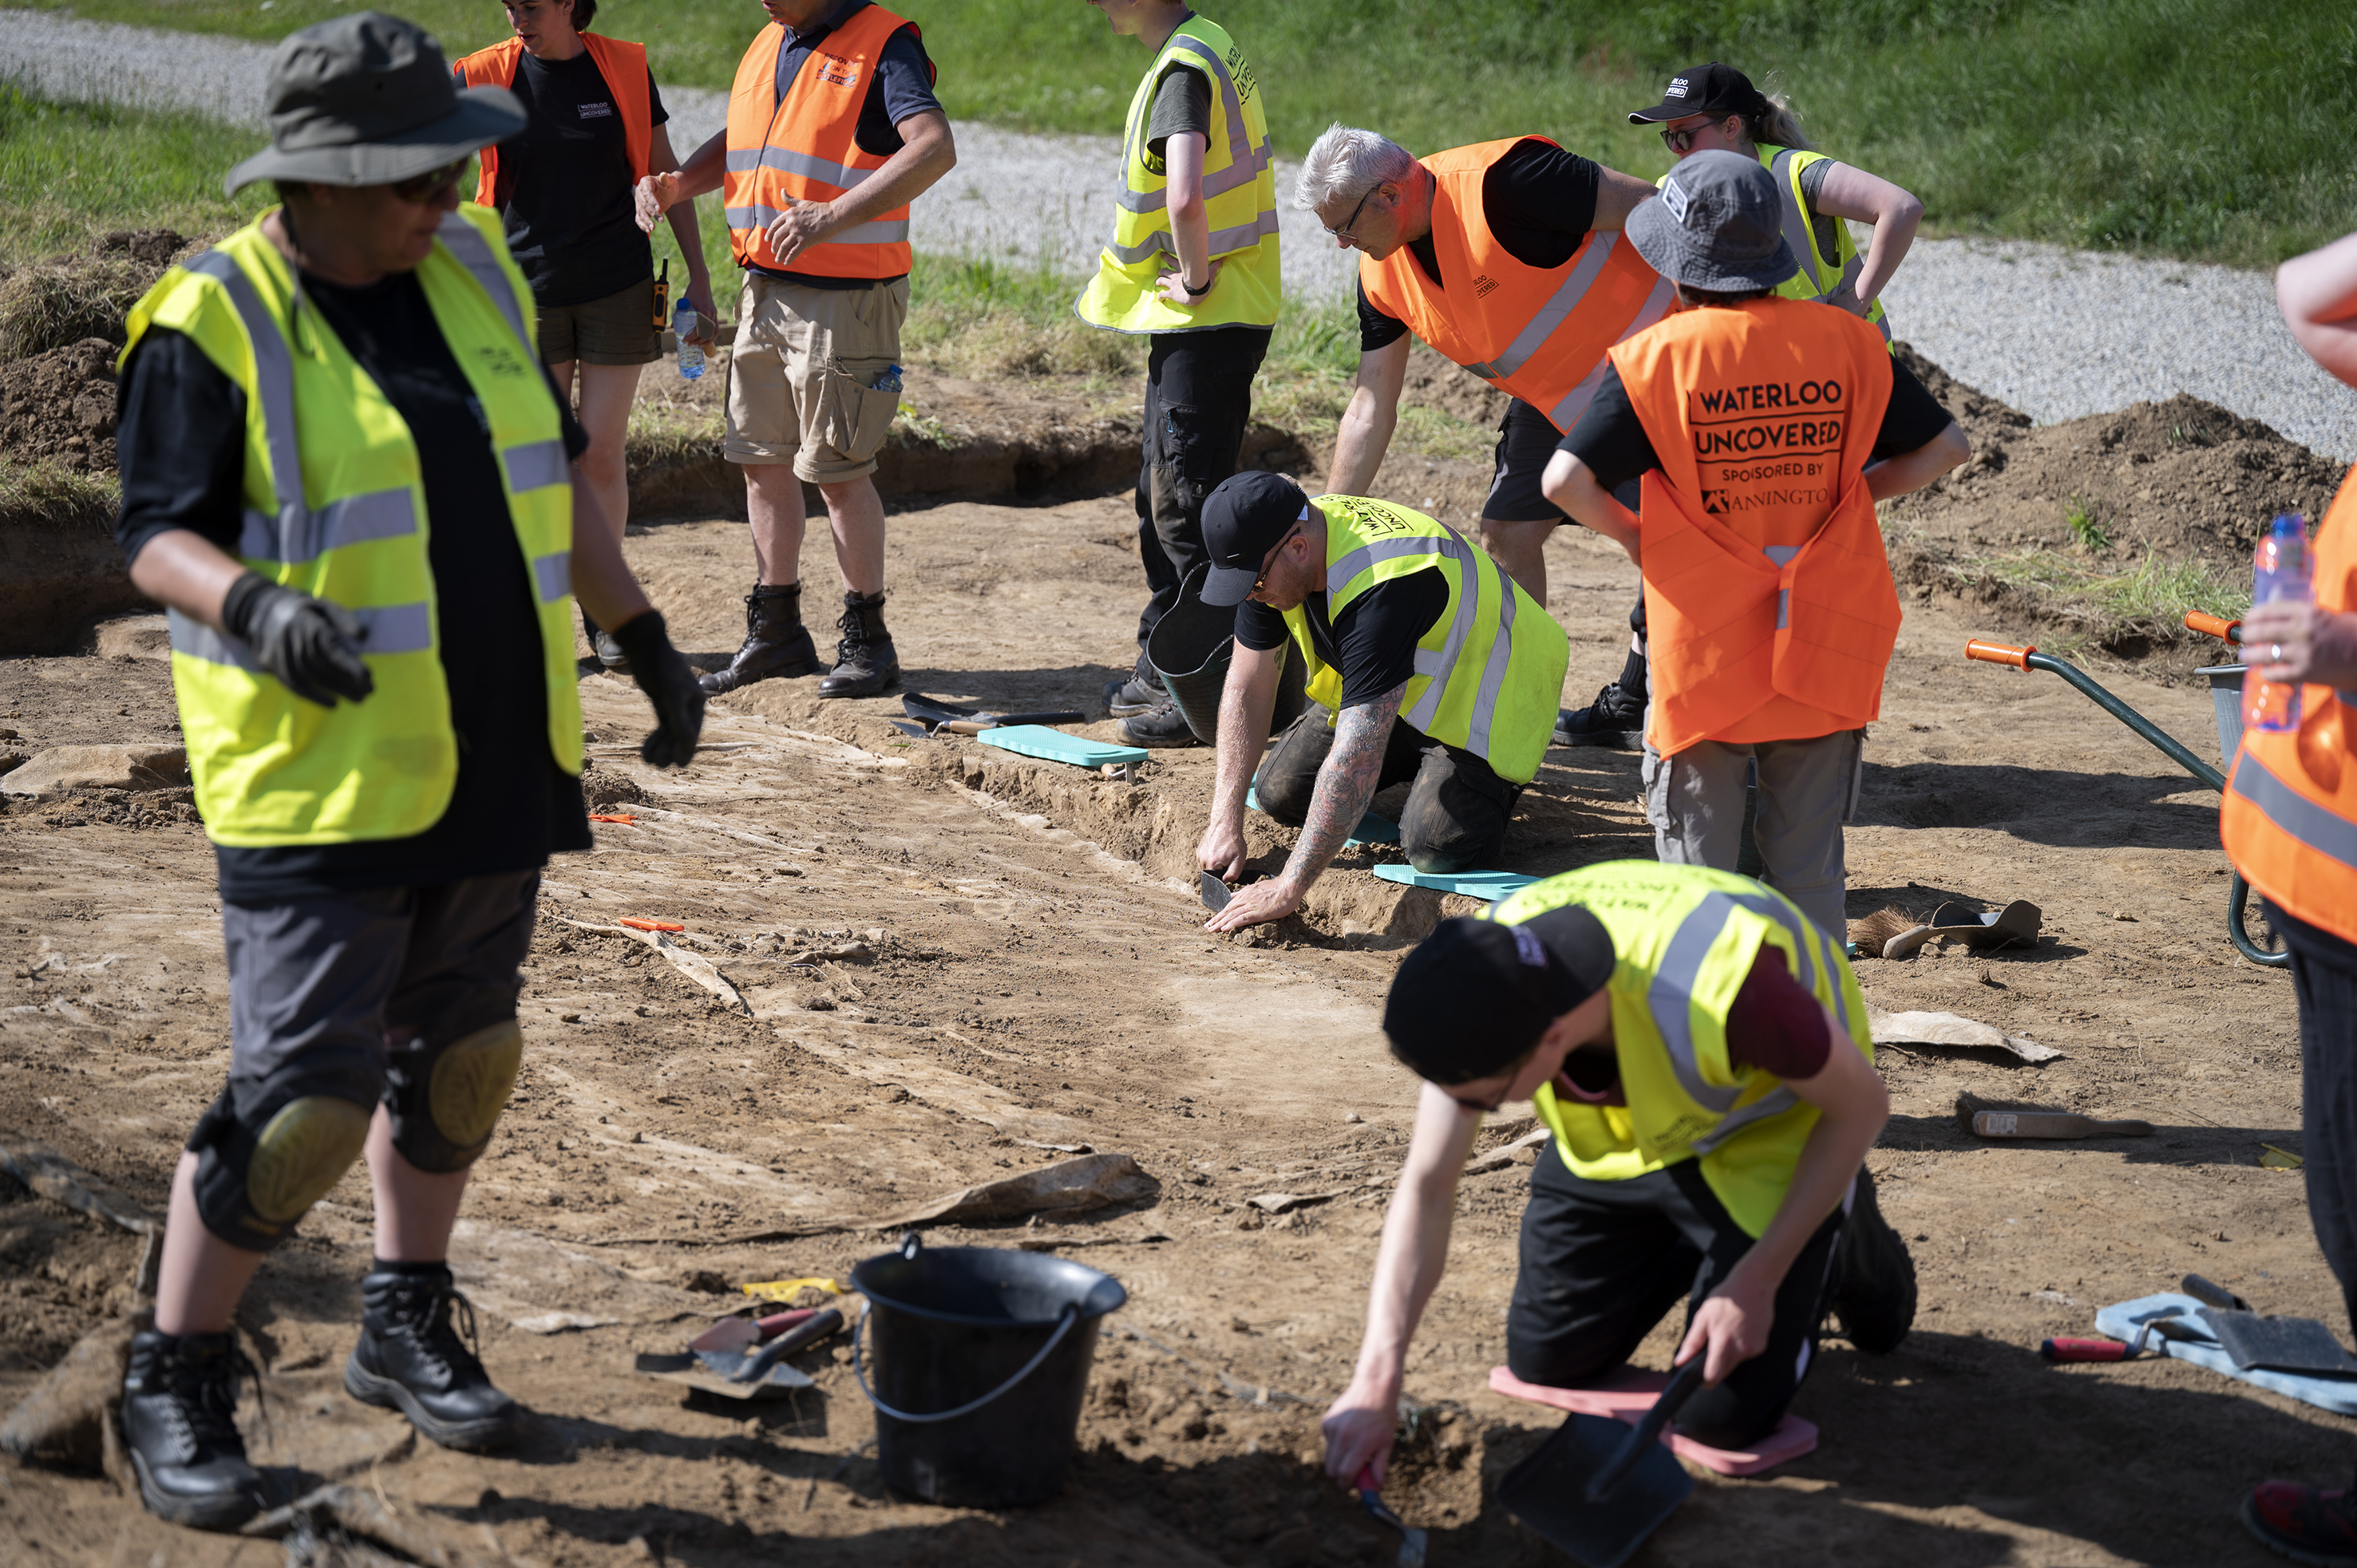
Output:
[1965, 638, 2035, 668]
[2184, 611, 2241, 644]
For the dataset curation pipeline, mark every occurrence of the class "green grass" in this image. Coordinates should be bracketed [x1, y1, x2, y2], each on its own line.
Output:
[2064, 496, 2112, 554]
[0, 457, 119, 536]
[1941, 543, 2248, 628]
[12, 0, 2351, 267]
[0, 87, 269, 264]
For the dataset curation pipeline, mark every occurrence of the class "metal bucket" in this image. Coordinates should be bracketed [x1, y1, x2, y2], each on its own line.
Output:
[2197, 665, 2245, 764]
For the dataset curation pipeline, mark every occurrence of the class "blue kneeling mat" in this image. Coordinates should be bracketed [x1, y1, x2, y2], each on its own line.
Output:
[1244, 786, 1401, 847]
[1372, 866, 1537, 900]
[976, 725, 1147, 769]
[2092, 1294, 2357, 1416]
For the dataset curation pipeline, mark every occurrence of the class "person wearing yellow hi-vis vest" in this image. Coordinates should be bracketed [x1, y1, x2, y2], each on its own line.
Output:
[1319, 863, 1916, 1491]
[1191, 473, 1568, 933]
[105, 16, 702, 1533]
[1078, 0, 1282, 748]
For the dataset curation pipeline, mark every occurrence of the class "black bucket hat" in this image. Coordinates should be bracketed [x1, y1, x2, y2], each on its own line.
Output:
[224, 11, 525, 195]
[1624, 149, 1799, 293]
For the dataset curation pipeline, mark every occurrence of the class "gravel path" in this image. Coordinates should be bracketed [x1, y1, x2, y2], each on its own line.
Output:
[9, 6, 2355, 460]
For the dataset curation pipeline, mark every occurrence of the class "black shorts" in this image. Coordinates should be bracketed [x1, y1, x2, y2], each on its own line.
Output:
[1484, 398, 1642, 524]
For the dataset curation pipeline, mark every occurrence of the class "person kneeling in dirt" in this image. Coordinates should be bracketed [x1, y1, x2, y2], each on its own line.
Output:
[1323, 861, 1916, 1487]
[1539, 151, 1967, 940]
[1192, 472, 1568, 933]
[108, 14, 702, 1530]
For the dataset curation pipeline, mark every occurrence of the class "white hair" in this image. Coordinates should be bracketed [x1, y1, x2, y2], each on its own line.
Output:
[1293, 123, 1416, 212]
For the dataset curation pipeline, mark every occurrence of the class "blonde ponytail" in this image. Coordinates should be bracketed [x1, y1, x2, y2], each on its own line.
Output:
[1746, 86, 1813, 152]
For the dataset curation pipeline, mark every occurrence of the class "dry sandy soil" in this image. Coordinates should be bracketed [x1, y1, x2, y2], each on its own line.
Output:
[2, 452, 2343, 1568]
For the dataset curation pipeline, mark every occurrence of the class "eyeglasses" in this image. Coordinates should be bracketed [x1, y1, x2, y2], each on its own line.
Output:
[388, 159, 469, 204]
[1658, 118, 1730, 156]
[1323, 187, 1375, 243]
[1251, 523, 1303, 595]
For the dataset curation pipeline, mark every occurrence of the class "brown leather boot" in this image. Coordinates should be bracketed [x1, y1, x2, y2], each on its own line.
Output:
[700, 584, 818, 695]
[817, 590, 900, 699]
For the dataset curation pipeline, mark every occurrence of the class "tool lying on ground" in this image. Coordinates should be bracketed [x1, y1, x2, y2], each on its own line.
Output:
[2086, 1293, 2357, 1415]
[1957, 1092, 2153, 1139]
[1245, 785, 1399, 846]
[1964, 631, 2288, 968]
[712, 1309, 846, 1385]
[1498, 1359, 1705, 1568]
[689, 1306, 826, 1355]
[635, 1305, 846, 1400]
[902, 695, 1089, 733]
[2179, 1274, 2357, 1375]
[1354, 1468, 1428, 1568]
[619, 917, 686, 933]
[2044, 1316, 2205, 1361]
[1373, 866, 1537, 901]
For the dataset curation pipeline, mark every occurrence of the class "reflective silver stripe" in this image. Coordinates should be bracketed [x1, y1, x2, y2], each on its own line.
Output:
[1163, 33, 1263, 179]
[1111, 152, 1268, 212]
[1689, 1083, 1803, 1155]
[1328, 535, 1470, 732]
[502, 439, 570, 495]
[168, 607, 258, 671]
[1542, 274, 1677, 431]
[1463, 232, 1633, 384]
[1768, 147, 1834, 292]
[1647, 894, 1745, 1112]
[725, 207, 910, 247]
[1763, 545, 1801, 565]
[725, 146, 873, 190]
[1465, 555, 1517, 758]
[235, 488, 417, 566]
[532, 551, 571, 603]
[435, 212, 535, 358]
[2232, 748, 2357, 871]
[184, 249, 313, 563]
[1106, 208, 1279, 265]
[1778, 587, 1791, 630]
[1723, 886, 1853, 1035]
[168, 600, 433, 665]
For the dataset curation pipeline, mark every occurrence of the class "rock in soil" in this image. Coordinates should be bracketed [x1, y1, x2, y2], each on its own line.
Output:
[0, 743, 187, 798]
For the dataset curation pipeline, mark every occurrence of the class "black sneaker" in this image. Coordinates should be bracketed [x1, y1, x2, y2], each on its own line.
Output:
[344, 1265, 520, 1451]
[1120, 701, 1204, 748]
[1105, 654, 1161, 717]
[1553, 682, 1647, 749]
[121, 1329, 265, 1530]
[1833, 1168, 1917, 1353]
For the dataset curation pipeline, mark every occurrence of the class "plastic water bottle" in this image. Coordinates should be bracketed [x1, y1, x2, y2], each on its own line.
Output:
[873, 363, 902, 394]
[674, 301, 704, 381]
[2244, 511, 2312, 733]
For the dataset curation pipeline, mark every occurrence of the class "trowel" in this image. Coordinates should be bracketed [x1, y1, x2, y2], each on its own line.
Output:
[902, 694, 1087, 734]
[1498, 1359, 1705, 1568]
[1354, 1467, 1426, 1567]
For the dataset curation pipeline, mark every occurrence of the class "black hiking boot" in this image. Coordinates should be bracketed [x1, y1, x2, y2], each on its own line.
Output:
[1553, 680, 1647, 750]
[1832, 1168, 1917, 1353]
[1104, 653, 1162, 718]
[817, 590, 900, 699]
[1120, 701, 1203, 748]
[344, 1264, 520, 1451]
[579, 607, 630, 673]
[121, 1329, 265, 1530]
[700, 584, 819, 696]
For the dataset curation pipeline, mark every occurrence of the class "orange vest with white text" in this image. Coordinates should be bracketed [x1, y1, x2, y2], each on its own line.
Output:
[723, 4, 927, 280]
[1359, 139, 1674, 434]
[2222, 473, 2357, 943]
[1612, 297, 1901, 756]
[455, 34, 651, 210]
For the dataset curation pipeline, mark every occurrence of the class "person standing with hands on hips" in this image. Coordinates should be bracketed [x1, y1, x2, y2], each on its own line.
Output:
[636, 0, 955, 700]
[106, 12, 703, 1530]
[1078, 0, 1281, 749]
[453, 0, 714, 673]
[2226, 230, 2357, 1567]
[1540, 152, 1967, 939]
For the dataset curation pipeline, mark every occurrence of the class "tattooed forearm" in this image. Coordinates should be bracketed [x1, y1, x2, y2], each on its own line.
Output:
[1287, 684, 1405, 884]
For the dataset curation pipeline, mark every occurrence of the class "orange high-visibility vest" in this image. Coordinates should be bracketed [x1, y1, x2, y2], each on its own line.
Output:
[2221, 472, 2357, 943]
[1359, 139, 1675, 434]
[454, 34, 651, 210]
[1612, 297, 1902, 756]
[723, 4, 927, 281]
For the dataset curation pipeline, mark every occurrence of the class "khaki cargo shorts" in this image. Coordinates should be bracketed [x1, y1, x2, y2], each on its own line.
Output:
[724, 272, 908, 484]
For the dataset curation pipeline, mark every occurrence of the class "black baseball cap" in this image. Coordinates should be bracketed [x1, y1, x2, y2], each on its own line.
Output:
[1382, 906, 1617, 1085]
[1199, 472, 1311, 606]
[1626, 62, 1770, 125]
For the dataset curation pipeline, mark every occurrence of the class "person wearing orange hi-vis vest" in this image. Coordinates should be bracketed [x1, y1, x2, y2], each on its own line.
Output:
[2226, 230, 2357, 1568]
[1540, 152, 1967, 939]
[635, 0, 956, 701]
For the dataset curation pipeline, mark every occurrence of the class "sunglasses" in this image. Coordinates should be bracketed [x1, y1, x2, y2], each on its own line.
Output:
[388, 159, 469, 204]
[1658, 118, 1733, 156]
[1252, 523, 1303, 595]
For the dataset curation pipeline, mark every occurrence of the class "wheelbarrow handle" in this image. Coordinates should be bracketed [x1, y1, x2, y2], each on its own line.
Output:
[2184, 611, 2243, 645]
[1964, 638, 2035, 669]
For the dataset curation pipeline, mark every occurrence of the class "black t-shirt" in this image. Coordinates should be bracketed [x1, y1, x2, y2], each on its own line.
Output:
[1235, 572, 1451, 712]
[458, 49, 670, 307]
[1144, 61, 1210, 164]
[1557, 346, 1956, 492]
[114, 270, 593, 903]
[1357, 139, 1605, 354]
[747, 0, 943, 290]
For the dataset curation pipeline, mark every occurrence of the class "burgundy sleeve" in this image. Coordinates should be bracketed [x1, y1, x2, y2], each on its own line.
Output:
[1725, 946, 1832, 1080]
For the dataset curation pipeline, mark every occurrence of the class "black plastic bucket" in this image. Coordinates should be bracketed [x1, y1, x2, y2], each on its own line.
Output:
[1146, 563, 1306, 744]
[848, 1233, 1126, 1507]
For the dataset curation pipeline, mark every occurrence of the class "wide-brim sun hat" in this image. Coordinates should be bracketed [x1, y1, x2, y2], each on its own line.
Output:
[1623, 148, 1800, 293]
[224, 10, 525, 195]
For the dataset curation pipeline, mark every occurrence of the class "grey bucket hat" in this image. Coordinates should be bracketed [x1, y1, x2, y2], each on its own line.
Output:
[1623, 149, 1800, 293]
[224, 11, 525, 195]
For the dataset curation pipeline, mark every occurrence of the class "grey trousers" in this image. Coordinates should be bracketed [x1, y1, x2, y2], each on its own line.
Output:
[1643, 727, 1863, 939]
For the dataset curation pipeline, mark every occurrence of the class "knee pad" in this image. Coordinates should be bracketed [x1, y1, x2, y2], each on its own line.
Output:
[384, 1017, 523, 1172]
[188, 1086, 374, 1250]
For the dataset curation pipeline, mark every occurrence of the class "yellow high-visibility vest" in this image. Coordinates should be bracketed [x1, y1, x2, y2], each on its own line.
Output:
[1074, 14, 1279, 334]
[1497, 862, 1873, 1238]
[1655, 145, 1891, 345]
[1279, 496, 1567, 785]
[121, 206, 583, 847]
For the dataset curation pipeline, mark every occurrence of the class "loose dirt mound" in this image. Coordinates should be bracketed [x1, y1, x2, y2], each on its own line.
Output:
[0, 339, 120, 475]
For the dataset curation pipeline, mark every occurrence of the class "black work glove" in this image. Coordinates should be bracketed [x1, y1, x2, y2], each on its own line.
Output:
[607, 609, 704, 768]
[220, 571, 374, 707]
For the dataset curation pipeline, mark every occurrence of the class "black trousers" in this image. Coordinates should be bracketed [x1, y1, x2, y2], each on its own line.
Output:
[1507, 1140, 1845, 1451]
[2270, 901, 2357, 1335]
[1252, 704, 1517, 874]
[1135, 325, 1271, 649]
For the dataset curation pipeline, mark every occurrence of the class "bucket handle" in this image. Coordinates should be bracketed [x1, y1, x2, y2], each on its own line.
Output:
[850, 1299, 1082, 1425]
